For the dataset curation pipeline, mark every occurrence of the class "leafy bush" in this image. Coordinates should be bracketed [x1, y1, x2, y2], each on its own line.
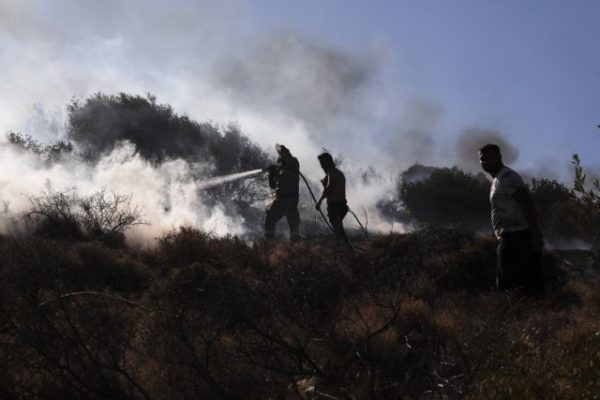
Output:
[397, 164, 491, 230]
[571, 154, 600, 268]
[6, 131, 73, 163]
[531, 178, 592, 242]
[66, 92, 269, 175]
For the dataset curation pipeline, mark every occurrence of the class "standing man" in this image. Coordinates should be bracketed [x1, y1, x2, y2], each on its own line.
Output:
[264, 144, 300, 241]
[479, 144, 544, 292]
[316, 152, 349, 244]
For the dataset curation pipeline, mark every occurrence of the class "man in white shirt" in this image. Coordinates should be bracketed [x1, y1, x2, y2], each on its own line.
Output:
[479, 144, 544, 292]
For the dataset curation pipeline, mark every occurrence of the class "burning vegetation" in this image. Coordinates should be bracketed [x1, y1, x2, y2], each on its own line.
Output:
[0, 93, 599, 398]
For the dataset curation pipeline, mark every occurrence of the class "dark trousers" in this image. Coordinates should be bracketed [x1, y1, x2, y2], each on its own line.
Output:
[327, 201, 349, 243]
[265, 196, 300, 240]
[497, 229, 543, 291]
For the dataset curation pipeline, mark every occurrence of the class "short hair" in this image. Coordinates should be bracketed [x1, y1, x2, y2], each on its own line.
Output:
[317, 152, 335, 169]
[478, 144, 501, 155]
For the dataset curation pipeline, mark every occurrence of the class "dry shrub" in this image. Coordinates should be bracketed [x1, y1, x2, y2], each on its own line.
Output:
[369, 227, 479, 294]
[0, 236, 66, 301]
[432, 235, 497, 292]
[270, 243, 352, 312]
[468, 323, 600, 399]
[25, 188, 143, 247]
[395, 298, 432, 331]
[338, 296, 453, 399]
[65, 242, 149, 293]
[2, 223, 600, 399]
[561, 278, 600, 309]
[1, 289, 145, 399]
[153, 227, 262, 273]
[157, 259, 269, 322]
[369, 232, 421, 259]
[142, 258, 304, 398]
[541, 249, 567, 285]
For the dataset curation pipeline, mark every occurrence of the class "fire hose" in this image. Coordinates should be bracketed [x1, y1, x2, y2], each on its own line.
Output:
[300, 171, 369, 238]
[298, 171, 335, 235]
[263, 166, 368, 239]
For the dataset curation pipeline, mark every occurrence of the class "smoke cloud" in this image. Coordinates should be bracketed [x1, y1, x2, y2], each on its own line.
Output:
[382, 99, 442, 166]
[3, 1, 579, 240]
[212, 32, 376, 131]
[454, 127, 519, 172]
[0, 140, 248, 244]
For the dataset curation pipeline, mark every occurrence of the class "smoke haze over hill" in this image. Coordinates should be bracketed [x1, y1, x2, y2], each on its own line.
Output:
[1, 1, 598, 240]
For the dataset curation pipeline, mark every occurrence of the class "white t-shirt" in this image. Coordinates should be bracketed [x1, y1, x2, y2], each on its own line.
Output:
[490, 166, 529, 238]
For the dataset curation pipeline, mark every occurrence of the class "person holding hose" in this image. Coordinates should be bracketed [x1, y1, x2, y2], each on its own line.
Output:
[316, 152, 349, 244]
[264, 144, 300, 241]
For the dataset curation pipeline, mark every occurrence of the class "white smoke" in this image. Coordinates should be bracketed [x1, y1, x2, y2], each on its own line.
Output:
[0, 0, 406, 239]
[5, 1, 583, 241]
[0, 141, 250, 244]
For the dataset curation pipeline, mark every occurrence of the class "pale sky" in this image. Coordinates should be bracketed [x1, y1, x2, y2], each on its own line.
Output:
[250, 0, 600, 176]
[1, 0, 599, 180]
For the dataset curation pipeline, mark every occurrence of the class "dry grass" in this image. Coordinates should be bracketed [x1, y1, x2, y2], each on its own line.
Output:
[0, 226, 598, 399]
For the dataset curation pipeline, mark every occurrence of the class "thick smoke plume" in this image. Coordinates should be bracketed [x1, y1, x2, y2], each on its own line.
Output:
[213, 32, 376, 132]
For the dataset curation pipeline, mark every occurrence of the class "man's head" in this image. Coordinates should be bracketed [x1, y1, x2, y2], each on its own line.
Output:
[478, 144, 503, 175]
[317, 152, 335, 172]
[275, 144, 291, 157]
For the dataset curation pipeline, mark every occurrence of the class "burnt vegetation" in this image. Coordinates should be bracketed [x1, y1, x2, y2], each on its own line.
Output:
[1, 94, 599, 398]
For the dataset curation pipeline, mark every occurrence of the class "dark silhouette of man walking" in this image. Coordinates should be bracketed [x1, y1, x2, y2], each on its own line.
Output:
[316, 152, 349, 244]
[264, 144, 300, 241]
[479, 144, 544, 292]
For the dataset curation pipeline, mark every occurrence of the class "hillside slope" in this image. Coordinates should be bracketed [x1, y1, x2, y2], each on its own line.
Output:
[1, 227, 599, 399]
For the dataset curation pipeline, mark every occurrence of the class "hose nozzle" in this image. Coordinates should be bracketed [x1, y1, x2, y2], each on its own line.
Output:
[262, 164, 277, 173]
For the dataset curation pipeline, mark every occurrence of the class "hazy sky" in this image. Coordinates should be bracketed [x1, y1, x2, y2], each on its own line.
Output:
[1, 0, 599, 179]
[249, 0, 600, 174]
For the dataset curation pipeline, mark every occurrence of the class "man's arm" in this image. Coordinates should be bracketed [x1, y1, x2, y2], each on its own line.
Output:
[316, 175, 330, 210]
[512, 188, 544, 251]
[267, 165, 279, 189]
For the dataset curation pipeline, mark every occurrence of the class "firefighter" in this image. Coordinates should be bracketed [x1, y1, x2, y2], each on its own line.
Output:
[264, 144, 300, 241]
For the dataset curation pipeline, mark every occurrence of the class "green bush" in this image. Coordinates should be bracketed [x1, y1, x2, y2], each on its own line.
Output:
[67, 92, 269, 174]
[399, 165, 491, 230]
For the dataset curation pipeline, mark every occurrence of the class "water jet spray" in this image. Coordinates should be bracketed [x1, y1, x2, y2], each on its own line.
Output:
[196, 169, 263, 190]
[195, 166, 367, 240]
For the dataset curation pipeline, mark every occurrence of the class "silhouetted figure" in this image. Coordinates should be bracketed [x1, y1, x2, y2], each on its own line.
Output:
[316, 152, 349, 244]
[479, 144, 544, 293]
[264, 144, 300, 241]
